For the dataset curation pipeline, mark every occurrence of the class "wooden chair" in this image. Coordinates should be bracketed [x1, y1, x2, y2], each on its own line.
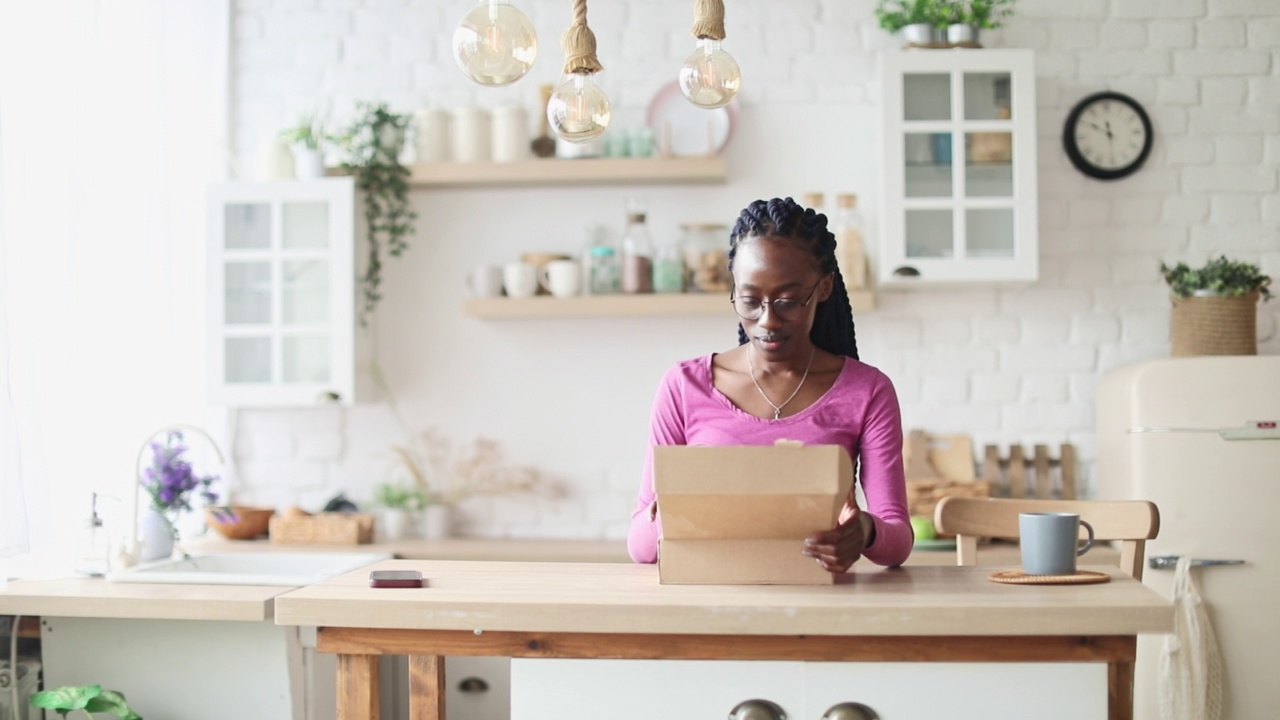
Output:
[933, 496, 1159, 579]
[933, 496, 1160, 720]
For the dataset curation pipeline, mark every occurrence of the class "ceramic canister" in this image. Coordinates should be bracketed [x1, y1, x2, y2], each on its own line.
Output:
[491, 105, 530, 163]
[414, 108, 450, 163]
[450, 107, 491, 163]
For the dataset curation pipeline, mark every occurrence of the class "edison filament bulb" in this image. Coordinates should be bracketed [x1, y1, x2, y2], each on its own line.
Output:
[547, 73, 611, 143]
[452, 0, 537, 87]
[678, 38, 741, 109]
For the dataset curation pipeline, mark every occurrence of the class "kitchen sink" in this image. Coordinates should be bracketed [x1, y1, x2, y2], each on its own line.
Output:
[106, 551, 392, 586]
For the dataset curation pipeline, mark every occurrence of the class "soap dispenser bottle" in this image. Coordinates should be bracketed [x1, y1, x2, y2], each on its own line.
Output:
[75, 492, 110, 576]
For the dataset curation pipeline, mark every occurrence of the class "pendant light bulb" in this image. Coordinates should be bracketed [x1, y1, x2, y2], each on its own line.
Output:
[452, 0, 537, 87]
[678, 38, 740, 109]
[548, 73, 611, 143]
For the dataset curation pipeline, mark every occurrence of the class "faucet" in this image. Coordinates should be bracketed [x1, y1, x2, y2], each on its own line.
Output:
[115, 423, 227, 568]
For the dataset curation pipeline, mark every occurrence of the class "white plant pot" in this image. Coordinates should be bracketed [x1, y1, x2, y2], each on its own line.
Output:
[419, 504, 451, 540]
[292, 147, 326, 179]
[379, 508, 410, 541]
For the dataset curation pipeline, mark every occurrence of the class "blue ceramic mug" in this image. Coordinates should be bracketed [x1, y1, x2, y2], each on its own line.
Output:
[1019, 512, 1094, 575]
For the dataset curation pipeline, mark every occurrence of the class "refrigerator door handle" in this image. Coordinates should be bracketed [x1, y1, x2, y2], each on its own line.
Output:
[1130, 421, 1280, 441]
[1149, 554, 1246, 570]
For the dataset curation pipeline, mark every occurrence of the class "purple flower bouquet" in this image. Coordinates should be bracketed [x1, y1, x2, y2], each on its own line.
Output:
[141, 431, 229, 541]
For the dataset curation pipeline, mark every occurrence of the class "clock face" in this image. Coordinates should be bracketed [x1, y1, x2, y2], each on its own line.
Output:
[1062, 92, 1153, 180]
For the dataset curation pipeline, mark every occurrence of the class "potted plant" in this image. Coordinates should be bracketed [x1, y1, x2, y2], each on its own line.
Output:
[336, 101, 417, 326]
[31, 684, 142, 719]
[138, 431, 228, 561]
[281, 112, 329, 180]
[372, 481, 430, 540]
[944, 0, 1017, 47]
[1160, 256, 1272, 357]
[875, 0, 950, 46]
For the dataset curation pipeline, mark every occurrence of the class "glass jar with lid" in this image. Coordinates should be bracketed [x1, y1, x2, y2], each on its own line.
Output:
[680, 223, 731, 293]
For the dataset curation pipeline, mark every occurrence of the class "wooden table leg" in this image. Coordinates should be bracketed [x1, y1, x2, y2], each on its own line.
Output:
[337, 654, 380, 720]
[409, 655, 447, 720]
[1107, 637, 1137, 720]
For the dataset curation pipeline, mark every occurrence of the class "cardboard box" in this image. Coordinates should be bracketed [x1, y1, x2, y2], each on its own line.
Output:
[654, 442, 853, 585]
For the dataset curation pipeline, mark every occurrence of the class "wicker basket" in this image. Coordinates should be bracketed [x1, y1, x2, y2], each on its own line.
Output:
[1170, 291, 1259, 357]
[268, 513, 375, 545]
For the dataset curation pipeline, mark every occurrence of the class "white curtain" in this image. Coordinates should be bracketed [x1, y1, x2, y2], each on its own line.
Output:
[0, 2, 228, 572]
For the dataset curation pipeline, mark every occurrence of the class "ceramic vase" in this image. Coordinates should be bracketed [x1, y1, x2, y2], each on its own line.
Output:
[419, 504, 451, 540]
[137, 509, 175, 562]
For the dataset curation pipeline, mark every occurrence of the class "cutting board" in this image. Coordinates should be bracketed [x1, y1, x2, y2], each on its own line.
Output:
[903, 430, 976, 482]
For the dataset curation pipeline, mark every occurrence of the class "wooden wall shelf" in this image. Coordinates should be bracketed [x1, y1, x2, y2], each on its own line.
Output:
[463, 291, 876, 319]
[403, 156, 727, 188]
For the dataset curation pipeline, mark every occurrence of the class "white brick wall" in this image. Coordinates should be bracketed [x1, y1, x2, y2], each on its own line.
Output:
[230, 1, 1280, 536]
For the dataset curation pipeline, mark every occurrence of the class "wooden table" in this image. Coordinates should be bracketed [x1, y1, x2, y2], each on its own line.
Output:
[274, 559, 1171, 720]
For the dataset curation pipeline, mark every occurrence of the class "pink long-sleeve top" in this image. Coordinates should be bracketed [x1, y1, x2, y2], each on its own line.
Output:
[627, 353, 913, 568]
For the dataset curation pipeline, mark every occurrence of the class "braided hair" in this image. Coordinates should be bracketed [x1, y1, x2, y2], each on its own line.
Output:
[728, 197, 859, 360]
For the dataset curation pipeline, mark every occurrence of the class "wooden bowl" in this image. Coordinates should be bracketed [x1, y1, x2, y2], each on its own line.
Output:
[206, 506, 275, 540]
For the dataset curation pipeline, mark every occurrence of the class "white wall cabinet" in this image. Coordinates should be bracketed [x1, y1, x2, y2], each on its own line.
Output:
[879, 49, 1038, 287]
[206, 178, 361, 407]
[512, 658, 1106, 719]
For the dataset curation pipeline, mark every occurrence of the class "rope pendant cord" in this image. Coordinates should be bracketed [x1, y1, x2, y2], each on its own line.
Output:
[746, 343, 816, 420]
[561, 0, 603, 75]
[691, 0, 726, 40]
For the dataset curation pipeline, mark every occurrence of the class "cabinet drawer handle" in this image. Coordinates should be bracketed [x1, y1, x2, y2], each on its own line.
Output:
[891, 265, 920, 278]
[821, 702, 880, 720]
[728, 698, 787, 720]
[457, 677, 489, 693]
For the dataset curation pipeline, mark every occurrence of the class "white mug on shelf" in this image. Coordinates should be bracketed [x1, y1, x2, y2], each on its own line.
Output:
[466, 265, 504, 298]
[503, 262, 538, 298]
[538, 259, 582, 298]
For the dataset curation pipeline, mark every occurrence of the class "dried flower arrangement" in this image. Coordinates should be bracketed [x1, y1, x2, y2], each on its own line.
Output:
[390, 429, 543, 507]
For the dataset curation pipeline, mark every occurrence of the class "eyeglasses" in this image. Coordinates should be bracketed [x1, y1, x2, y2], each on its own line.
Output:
[729, 278, 824, 321]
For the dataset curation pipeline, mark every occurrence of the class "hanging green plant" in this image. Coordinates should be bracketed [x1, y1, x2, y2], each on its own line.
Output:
[338, 101, 417, 325]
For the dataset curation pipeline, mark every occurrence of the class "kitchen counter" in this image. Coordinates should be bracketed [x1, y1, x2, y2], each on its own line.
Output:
[0, 578, 281, 621]
[0, 539, 1123, 622]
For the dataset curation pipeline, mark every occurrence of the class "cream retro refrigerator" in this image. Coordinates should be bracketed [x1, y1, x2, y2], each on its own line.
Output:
[1096, 356, 1280, 720]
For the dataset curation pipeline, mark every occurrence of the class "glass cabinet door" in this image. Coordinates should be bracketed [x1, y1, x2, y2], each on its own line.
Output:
[207, 179, 355, 406]
[882, 50, 1037, 284]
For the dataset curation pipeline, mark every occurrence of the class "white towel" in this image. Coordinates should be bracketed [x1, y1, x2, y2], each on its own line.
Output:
[1159, 555, 1224, 720]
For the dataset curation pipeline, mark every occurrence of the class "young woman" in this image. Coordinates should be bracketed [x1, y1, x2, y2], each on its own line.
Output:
[627, 197, 912, 572]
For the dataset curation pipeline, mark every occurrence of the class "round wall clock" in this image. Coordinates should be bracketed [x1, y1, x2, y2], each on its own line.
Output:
[1062, 91, 1153, 181]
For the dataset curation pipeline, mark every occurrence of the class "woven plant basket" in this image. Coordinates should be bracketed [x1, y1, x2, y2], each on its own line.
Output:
[1170, 291, 1259, 357]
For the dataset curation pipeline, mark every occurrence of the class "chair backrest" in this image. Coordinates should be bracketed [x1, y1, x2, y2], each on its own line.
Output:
[933, 497, 1160, 580]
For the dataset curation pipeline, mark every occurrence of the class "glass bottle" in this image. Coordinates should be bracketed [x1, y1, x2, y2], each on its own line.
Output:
[653, 237, 684, 294]
[75, 492, 111, 577]
[834, 193, 868, 291]
[620, 198, 654, 294]
[581, 223, 619, 295]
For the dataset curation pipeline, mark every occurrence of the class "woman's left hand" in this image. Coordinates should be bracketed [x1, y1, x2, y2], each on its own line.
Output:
[803, 504, 874, 573]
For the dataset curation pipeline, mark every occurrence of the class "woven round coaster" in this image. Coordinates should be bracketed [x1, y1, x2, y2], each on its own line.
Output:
[989, 569, 1111, 586]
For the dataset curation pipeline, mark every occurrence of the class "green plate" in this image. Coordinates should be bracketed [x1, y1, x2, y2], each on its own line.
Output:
[913, 538, 958, 551]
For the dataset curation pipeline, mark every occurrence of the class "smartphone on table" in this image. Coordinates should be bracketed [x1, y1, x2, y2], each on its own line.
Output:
[368, 569, 424, 588]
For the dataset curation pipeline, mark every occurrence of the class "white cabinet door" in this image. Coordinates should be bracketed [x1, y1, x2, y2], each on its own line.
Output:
[206, 178, 358, 407]
[803, 662, 1106, 720]
[879, 49, 1038, 287]
[511, 659, 803, 720]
